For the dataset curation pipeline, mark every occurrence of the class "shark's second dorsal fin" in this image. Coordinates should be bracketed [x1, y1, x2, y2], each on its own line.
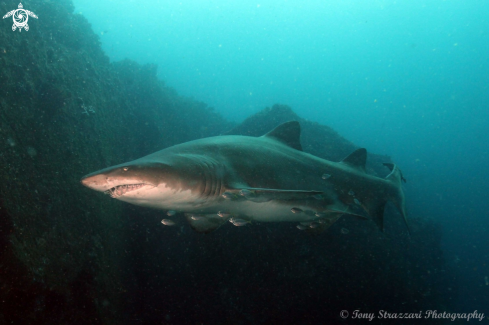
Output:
[263, 121, 303, 151]
[341, 148, 367, 172]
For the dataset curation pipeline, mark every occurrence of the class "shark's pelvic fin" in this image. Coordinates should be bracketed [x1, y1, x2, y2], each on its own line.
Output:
[185, 214, 228, 233]
[364, 199, 388, 232]
[263, 121, 303, 151]
[341, 148, 367, 173]
[383, 163, 410, 235]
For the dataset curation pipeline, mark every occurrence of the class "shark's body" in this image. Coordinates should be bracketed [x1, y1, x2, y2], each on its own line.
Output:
[81, 121, 408, 233]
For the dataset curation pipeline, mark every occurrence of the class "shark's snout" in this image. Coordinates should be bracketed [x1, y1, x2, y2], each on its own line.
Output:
[81, 173, 109, 191]
[81, 162, 167, 198]
[81, 171, 155, 198]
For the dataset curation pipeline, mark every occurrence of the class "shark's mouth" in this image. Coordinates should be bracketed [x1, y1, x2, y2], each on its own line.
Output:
[105, 184, 147, 198]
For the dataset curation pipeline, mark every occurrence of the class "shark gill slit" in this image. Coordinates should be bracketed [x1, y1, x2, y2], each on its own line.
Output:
[213, 163, 223, 198]
[201, 162, 214, 199]
[204, 161, 222, 199]
[210, 162, 221, 198]
[200, 164, 208, 198]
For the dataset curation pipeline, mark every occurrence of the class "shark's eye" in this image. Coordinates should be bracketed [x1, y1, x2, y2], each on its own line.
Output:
[123, 167, 129, 171]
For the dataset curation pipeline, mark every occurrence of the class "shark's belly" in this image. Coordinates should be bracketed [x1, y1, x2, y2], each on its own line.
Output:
[222, 200, 318, 223]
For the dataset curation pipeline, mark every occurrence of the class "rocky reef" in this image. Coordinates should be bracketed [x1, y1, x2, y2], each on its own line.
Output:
[0, 1, 455, 324]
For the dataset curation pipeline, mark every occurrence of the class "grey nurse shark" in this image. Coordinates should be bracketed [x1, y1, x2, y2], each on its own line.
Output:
[81, 121, 408, 234]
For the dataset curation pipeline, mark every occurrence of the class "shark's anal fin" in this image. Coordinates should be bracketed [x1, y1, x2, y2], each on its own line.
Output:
[341, 148, 367, 172]
[227, 188, 323, 202]
[263, 121, 303, 151]
[185, 214, 227, 233]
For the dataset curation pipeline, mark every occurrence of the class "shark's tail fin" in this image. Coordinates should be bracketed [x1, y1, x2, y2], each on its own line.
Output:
[383, 163, 409, 234]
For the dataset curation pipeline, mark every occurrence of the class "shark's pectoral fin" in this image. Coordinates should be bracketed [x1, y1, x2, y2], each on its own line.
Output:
[227, 188, 323, 202]
[185, 213, 227, 233]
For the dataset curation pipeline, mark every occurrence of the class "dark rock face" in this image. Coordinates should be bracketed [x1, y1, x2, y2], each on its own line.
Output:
[0, 1, 455, 324]
[0, 1, 230, 323]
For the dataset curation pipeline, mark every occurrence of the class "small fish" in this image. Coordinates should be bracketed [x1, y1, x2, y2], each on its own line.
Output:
[309, 222, 319, 229]
[222, 191, 236, 199]
[161, 219, 175, 226]
[239, 189, 255, 199]
[26, 147, 37, 157]
[167, 210, 177, 217]
[315, 212, 326, 218]
[340, 227, 350, 234]
[230, 218, 250, 226]
[7, 137, 15, 147]
[190, 215, 204, 221]
[353, 198, 361, 205]
[322, 173, 331, 180]
[296, 225, 308, 230]
[291, 207, 303, 214]
[217, 211, 230, 218]
[318, 219, 326, 224]
[485, 276, 489, 286]
[348, 190, 355, 196]
[313, 194, 324, 200]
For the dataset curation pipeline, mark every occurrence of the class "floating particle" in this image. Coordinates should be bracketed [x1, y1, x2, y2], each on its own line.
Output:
[167, 210, 176, 217]
[296, 225, 307, 230]
[322, 173, 331, 180]
[161, 219, 175, 226]
[348, 190, 355, 196]
[217, 211, 230, 218]
[300, 222, 311, 226]
[26, 146, 37, 157]
[7, 137, 15, 147]
[341, 227, 350, 235]
[485, 276, 488, 286]
[291, 207, 303, 214]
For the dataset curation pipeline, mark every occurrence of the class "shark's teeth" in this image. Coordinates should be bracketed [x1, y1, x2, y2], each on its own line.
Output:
[105, 183, 146, 198]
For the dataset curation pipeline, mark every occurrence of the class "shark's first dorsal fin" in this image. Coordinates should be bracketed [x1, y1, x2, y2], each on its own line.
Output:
[341, 148, 367, 172]
[263, 121, 303, 151]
